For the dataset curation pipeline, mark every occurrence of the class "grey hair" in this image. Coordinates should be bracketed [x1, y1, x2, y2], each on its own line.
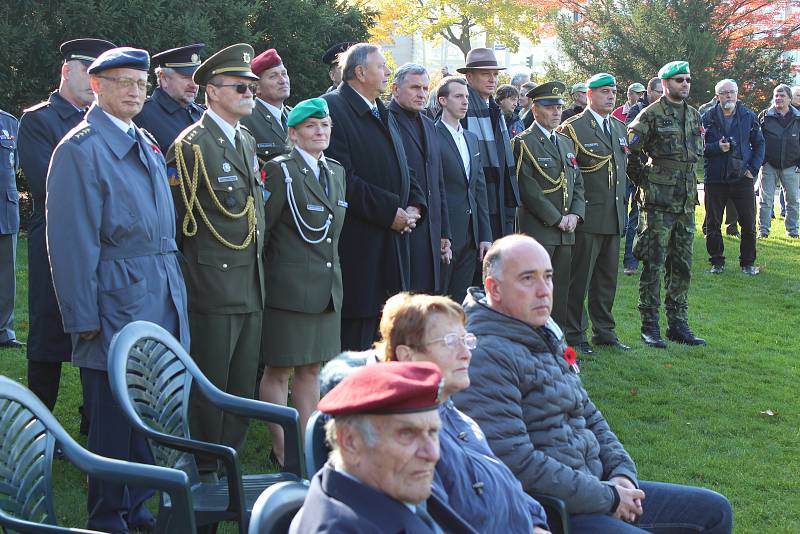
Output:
[773, 83, 792, 98]
[394, 63, 428, 87]
[647, 77, 660, 90]
[341, 43, 380, 82]
[325, 415, 379, 468]
[511, 72, 530, 86]
[715, 79, 738, 94]
[154, 66, 175, 87]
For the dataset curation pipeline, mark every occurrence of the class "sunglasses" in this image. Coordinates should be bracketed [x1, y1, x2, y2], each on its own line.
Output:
[671, 77, 692, 84]
[212, 82, 258, 94]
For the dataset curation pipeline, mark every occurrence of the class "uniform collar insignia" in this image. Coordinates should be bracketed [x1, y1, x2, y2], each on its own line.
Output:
[218, 137, 225, 144]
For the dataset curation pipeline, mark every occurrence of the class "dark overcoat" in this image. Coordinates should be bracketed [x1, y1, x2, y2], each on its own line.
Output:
[321, 83, 426, 318]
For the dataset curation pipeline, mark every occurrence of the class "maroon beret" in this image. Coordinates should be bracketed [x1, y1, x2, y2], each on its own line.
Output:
[318, 362, 443, 416]
[251, 48, 282, 76]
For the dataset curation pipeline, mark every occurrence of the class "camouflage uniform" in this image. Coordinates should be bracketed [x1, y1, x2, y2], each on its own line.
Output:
[627, 97, 703, 330]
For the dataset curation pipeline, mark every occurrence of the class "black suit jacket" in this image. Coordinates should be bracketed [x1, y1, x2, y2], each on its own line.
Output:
[389, 100, 449, 293]
[289, 464, 479, 534]
[436, 121, 492, 251]
[133, 87, 203, 152]
[322, 83, 426, 318]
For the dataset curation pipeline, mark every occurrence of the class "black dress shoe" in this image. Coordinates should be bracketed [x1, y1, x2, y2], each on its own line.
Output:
[666, 324, 707, 346]
[594, 339, 631, 351]
[0, 339, 25, 349]
[640, 325, 667, 349]
[741, 265, 760, 276]
[576, 341, 593, 354]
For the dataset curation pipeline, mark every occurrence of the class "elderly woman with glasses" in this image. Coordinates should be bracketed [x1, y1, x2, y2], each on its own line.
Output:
[319, 292, 550, 533]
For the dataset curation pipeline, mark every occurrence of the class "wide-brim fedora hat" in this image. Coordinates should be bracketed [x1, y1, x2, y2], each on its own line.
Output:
[457, 47, 506, 73]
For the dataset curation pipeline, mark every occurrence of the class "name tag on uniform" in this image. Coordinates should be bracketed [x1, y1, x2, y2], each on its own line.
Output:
[537, 157, 552, 162]
[217, 175, 238, 183]
[585, 142, 600, 148]
[307, 204, 324, 212]
[337, 200, 348, 208]
[257, 143, 277, 148]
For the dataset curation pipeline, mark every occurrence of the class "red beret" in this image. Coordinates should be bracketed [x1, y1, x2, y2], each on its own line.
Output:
[251, 48, 282, 76]
[318, 362, 443, 416]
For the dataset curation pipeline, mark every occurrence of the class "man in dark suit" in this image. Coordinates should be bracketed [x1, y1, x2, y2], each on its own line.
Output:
[436, 76, 492, 304]
[389, 63, 450, 294]
[289, 362, 478, 534]
[241, 48, 291, 164]
[133, 43, 204, 151]
[18, 38, 115, 428]
[321, 43, 426, 350]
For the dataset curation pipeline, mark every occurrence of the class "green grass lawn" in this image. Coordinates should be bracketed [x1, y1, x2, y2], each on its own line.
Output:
[2, 208, 799, 532]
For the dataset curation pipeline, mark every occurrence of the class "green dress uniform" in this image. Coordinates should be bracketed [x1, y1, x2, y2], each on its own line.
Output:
[627, 61, 704, 345]
[240, 100, 290, 164]
[166, 43, 266, 473]
[558, 76, 628, 347]
[261, 148, 346, 366]
[514, 122, 585, 329]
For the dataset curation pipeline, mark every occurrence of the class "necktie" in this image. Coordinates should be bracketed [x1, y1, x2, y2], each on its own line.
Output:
[317, 160, 330, 198]
[371, 105, 381, 120]
[127, 127, 137, 141]
[415, 503, 444, 534]
[281, 110, 288, 131]
[550, 133, 557, 146]
[603, 117, 612, 142]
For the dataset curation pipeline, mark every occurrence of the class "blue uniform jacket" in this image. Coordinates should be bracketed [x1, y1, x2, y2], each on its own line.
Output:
[0, 110, 19, 235]
[435, 400, 548, 532]
[702, 101, 765, 184]
[18, 91, 85, 361]
[46, 104, 189, 370]
[133, 87, 204, 153]
[290, 463, 479, 534]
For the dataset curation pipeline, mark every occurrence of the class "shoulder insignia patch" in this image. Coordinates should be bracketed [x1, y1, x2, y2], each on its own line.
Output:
[71, 126, 95, 143]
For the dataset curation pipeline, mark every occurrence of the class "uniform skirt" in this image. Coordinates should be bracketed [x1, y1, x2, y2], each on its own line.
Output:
[261, 302, 340, 367]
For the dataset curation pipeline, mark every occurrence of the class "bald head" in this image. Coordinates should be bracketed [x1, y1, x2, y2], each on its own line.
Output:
[483, 234, 553, 327]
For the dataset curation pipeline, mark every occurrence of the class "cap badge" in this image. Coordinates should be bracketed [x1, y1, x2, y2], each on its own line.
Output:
[243, 52, 251, 63]
[191, 53, 199, 63]
[552, 86, 559, 95]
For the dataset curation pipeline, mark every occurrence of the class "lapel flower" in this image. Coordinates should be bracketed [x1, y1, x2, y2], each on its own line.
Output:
[564, 346, 580, 374]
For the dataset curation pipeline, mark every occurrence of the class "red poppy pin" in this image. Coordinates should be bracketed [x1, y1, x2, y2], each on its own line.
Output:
[149, 143, 161, 155]
[567, 152, 578, 168]
[699, 125, 705, 137]
[260, 168, 267, 185]
[564, 346, 580, 374]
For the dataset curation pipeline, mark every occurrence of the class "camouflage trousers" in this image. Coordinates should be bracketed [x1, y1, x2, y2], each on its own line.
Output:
[633, 208, 695, 325]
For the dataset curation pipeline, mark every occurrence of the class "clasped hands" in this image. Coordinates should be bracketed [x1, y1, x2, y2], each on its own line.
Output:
[392, 206, 422, 234]
[557, 214, 580, 233]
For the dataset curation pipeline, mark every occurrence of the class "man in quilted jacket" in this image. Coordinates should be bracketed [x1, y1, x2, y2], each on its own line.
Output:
[453, 234, 733, 533]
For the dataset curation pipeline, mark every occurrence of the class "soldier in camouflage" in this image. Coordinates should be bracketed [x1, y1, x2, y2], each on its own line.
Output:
[626, 61, 706, 348]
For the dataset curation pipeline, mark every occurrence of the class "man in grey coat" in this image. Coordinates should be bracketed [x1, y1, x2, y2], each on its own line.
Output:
[47, 47, 189, 533]
[453, 234, 733, 533]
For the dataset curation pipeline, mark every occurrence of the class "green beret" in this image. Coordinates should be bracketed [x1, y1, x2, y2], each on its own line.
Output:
[658, 61, 690, 79]
[628, 82, 646, 93]
[287, 98, 330, 127]
[586, 73, 616, 89]
[571, 82, 588, 94]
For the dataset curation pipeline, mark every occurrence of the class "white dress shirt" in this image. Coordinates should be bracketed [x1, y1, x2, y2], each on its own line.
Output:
[442, 120, 471, 177]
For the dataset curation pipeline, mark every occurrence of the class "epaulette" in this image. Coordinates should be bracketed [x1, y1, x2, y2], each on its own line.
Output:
[560, 113, 581, 127]
[71, 126, 95, 144]
[272, 153, 293, 165]
[514, 127, 535, 141]
[23, 100, 50, 114]
[326, 156, 342, 167]
[240, 123, 252, 133]
[0, 109, 17, 121]
[180, 124, 204, 144]
[555, 130, 570, 139]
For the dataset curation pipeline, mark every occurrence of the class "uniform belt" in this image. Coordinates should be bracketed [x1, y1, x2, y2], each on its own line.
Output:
[651, 159, 695, 172]
[99, 237, 178, 260]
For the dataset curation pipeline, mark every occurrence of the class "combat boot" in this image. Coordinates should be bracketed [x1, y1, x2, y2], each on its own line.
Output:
[666, 323, 707, 346]
[640, 321, 667, 349]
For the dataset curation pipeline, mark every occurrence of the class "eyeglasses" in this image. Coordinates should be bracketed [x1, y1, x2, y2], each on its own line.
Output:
[671, 77, 692, 84]
[424, 333, 477, 350]
[717, 90, 737, 96]
[211, 82, 258, 94]
[97, 75, 151, 92]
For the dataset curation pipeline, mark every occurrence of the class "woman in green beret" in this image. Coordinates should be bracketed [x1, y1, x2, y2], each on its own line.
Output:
[258, 98, 347, 467]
